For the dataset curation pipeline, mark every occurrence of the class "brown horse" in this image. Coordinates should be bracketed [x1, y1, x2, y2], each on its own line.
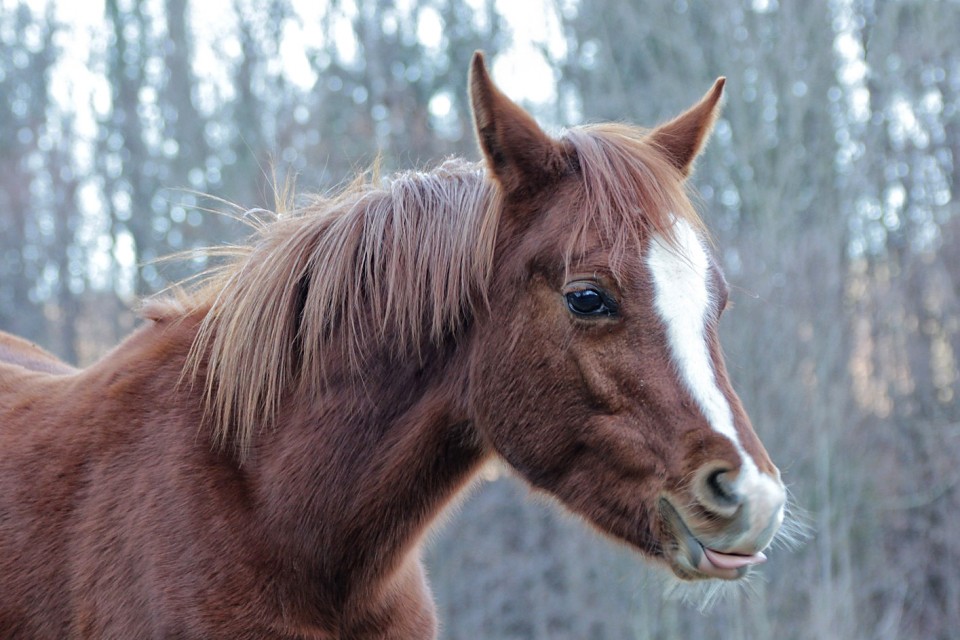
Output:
[0, 53, 787, 638]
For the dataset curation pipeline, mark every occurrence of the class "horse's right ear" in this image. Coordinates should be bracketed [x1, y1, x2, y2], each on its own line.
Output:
[469, 52, 568, 198]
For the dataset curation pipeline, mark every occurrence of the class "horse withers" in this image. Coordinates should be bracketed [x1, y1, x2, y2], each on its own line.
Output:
[0, 53, 786, 638]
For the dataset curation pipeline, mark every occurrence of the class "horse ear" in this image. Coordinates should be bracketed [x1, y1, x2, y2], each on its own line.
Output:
[469, 51, 567, 197]
[649, 77, 726, 177]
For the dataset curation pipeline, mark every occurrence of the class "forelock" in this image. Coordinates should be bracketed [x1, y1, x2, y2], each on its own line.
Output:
[560, 124, 706, 280]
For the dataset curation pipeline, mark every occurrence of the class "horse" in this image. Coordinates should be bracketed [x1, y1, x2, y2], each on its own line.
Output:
[0, 52, 787, 639]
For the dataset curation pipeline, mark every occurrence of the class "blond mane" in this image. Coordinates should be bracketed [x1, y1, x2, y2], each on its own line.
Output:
[172, 126, 701, 457]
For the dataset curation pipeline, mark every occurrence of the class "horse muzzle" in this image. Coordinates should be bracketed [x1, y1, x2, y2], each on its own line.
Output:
[659, 466, 786, 580]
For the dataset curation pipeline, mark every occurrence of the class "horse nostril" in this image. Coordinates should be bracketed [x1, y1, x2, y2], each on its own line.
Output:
[704, 468, 741, 509]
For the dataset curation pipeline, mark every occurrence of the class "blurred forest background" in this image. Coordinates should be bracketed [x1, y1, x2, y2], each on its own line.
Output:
[1, 0, 958, 638]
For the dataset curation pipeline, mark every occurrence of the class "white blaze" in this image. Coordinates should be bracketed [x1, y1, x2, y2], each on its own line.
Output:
[646, 219, 784, 535]
[646, 219, 740, 445]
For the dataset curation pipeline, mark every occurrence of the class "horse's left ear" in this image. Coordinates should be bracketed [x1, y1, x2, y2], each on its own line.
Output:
[469, 51, 568, 197]
[649, 77, 726, 177]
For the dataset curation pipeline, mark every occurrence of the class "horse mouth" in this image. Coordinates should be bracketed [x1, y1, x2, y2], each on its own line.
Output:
[658, 499, 767, 581]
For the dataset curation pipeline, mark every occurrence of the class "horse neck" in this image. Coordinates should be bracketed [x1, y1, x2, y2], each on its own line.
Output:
[249, 335, 487, 600]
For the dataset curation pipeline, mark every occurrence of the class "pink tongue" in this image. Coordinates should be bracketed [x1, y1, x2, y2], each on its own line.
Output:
[702, 547, 768, 570]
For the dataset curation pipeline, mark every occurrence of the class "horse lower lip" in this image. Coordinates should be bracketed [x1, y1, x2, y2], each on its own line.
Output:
[701, 546, 767, 571]
[661, 498, 765, 579]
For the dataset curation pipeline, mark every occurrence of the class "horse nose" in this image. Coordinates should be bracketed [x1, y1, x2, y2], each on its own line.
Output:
[695, 462, 786, 554]
[696, 465, 743, 517]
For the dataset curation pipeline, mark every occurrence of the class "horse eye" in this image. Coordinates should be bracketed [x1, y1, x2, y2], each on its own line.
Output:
[565, 287, 616, 317]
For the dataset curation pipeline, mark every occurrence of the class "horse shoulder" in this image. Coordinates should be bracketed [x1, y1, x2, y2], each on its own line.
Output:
[0, 319, 201, 637]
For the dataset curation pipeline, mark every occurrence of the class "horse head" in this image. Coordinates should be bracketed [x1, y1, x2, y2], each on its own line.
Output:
[466, 52, 785, 581]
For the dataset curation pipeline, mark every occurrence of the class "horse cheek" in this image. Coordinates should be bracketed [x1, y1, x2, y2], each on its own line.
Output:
[469, 298, 587, 485]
